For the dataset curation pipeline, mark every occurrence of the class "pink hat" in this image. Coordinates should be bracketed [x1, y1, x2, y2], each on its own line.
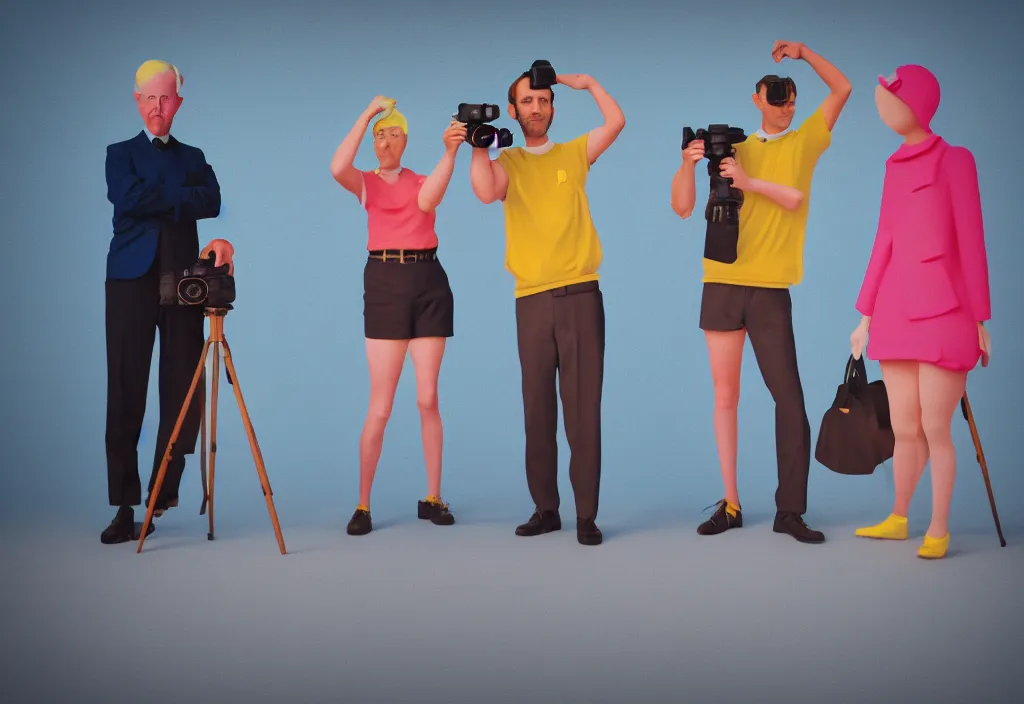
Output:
[878, 64, 941, 133]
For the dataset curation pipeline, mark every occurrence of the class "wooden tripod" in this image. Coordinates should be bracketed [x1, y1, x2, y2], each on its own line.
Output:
[960, 390, 1006, 547]
[137, 307, 287, 554]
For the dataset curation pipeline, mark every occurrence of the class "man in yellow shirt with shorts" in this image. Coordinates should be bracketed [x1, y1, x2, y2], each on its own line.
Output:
[469, 62, 625, 546]
[670, 41, 852, 544]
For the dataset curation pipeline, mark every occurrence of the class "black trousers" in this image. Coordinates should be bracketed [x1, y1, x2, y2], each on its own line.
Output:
[699, 282, 811, 516]
[515, 281, 605, 521]
[105, 262, 205, 508]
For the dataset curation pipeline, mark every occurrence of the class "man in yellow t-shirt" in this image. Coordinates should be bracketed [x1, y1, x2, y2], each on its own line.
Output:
[670, 41, 852, 545]
[468, 63, 625, 546]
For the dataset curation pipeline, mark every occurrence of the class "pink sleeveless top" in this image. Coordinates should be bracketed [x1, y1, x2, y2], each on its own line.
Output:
[361, 168, 439, 251]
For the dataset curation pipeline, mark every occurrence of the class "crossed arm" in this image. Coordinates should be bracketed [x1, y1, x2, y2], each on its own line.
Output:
[105, 145, 221, 223]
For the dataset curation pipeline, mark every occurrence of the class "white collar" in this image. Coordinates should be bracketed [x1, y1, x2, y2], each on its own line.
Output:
[753, 127, 792, 142]
[522, 139, 554, 155]
[145, 128, 170, 144]
[373, 167, 403, 177]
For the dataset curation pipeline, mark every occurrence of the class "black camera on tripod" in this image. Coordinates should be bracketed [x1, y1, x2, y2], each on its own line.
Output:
[456, 103, 514, 149]
[159, 252, 236, 309]
[682, 124, 748, 264]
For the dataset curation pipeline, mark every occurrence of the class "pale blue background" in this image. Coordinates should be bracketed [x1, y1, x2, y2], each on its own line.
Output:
[2, 0, 1022, 701]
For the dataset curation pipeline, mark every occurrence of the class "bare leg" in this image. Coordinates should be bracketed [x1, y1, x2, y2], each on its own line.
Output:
[408, 337, 447, 498]
[918, 363, 968, 540]
[359, 338, 409, 508]
[856, 360, 925, 540]
[705, 330, 746, 506]
[880, 361, 930, 516]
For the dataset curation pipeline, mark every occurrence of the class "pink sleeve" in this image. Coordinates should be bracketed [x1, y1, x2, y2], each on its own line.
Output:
[946, 147, 992, 322]
[855, 168, 894, 316]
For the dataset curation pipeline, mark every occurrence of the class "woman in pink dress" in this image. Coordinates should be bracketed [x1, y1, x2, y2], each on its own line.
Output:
[330, 97, 467, 536]
[849, 65, 993, 559]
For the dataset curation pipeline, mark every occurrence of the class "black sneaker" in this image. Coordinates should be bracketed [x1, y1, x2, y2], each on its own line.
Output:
[515, 508, 561, 536]
[418, 497, 455, 526]
[773, 512, 825, 543]
[697, 499, 743, 535]
[577, 518, 602, 546]
[346, 508, 372, 536]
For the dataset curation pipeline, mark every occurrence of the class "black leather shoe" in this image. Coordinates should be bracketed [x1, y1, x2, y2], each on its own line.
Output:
[100, 506, 154, 544]
[418, 498, 455, 526]
[773, 512, 825, 543]
[576, 518, 602, 546]
[515, 508, 561, 536]
[347, 508, 372, 536]
[697, 499, 743, 535]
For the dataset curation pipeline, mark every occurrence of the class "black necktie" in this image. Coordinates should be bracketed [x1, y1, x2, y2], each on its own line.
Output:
[152, 137, 169, 151]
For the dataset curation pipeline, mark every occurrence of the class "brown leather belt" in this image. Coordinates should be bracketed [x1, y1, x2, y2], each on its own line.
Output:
[367, 248, 438, 263]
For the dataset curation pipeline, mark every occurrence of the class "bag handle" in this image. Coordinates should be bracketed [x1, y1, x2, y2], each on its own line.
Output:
[844, 354, 868, 393]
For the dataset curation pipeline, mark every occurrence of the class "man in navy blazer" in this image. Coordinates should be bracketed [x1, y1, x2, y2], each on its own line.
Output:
[101, 59, 232, 544]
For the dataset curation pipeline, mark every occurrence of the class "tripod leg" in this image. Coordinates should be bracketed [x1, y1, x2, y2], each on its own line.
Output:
[199, 368, 209, 515]
[961, 392, 1006, 547]
[138, 337, 213, 553]
[219, 337, 287, 555]
[206, 341, 221, 541]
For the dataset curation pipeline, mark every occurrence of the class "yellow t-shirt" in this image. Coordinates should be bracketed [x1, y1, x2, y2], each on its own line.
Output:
[496, 134, 603, 298]
[702, 107, 832, 288]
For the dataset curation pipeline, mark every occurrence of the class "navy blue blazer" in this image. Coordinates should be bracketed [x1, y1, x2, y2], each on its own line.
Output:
[104, 131, 222, 280]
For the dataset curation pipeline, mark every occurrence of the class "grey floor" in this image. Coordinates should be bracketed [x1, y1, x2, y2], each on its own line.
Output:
[3, 496, 1022, 704]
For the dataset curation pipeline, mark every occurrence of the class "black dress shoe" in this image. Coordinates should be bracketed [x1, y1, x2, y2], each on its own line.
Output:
[417, 498, 455, 526]
[515, 508, 561, 536]
[773, 512, 825, 543]
[576, 518, 602, 546]
[347, 508, 372, 536]
[100, 506, 154, 544]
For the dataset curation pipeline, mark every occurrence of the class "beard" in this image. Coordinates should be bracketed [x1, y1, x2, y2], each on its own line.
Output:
[517, 111, 553, 139]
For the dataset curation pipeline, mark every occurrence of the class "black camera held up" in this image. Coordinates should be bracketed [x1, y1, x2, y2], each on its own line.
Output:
[159, 252, 236, 309]
[682, 124, 748, 264]
[527, 59, 556, 89]
[456, 103, 513, 149]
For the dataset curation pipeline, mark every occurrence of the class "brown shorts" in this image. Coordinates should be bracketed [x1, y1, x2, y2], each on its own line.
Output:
[699, 281, 789, 331]
[363, 249, 454, 340]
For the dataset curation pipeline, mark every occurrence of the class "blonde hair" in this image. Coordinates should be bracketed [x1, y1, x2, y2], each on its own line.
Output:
[373, 108, 408, 136]
[134, 60, 183, 93]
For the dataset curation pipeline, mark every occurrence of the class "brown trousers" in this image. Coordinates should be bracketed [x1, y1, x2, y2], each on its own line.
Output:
[515, 280, 605, 521]
[699, 282, 811, 516]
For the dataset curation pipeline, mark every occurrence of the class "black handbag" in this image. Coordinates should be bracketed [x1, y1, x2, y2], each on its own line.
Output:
[815, 355, 895, 475]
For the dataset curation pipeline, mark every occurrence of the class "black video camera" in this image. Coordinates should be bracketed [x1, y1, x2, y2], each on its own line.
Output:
[682, 124, 748, 264]
[761, 75, 795, 107]
[528, 59, 557, 89]
[456, 103, 513, 149]
[159, 252, 236, 309]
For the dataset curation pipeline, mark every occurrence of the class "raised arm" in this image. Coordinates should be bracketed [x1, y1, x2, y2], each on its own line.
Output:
[556, 73, 626, 165]
[105, 143, 172, 220]
[331, 96, 389, 198]
[947, 146, 992, 322]
[469, 146, 509, 204]
[418, 120, 467, 212]
[773, 41, 852, 131]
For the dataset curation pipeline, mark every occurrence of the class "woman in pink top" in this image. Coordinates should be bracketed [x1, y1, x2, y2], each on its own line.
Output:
[330, 96, 467, 536]
[849, 65, 993, 559]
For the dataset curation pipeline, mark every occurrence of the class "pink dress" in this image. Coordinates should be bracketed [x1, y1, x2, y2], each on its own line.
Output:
[855, 134, 991, 371]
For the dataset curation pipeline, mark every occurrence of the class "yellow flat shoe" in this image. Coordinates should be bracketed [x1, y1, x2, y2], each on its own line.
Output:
[917, 533, 949, 559]
[855, 513, 908, 540]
